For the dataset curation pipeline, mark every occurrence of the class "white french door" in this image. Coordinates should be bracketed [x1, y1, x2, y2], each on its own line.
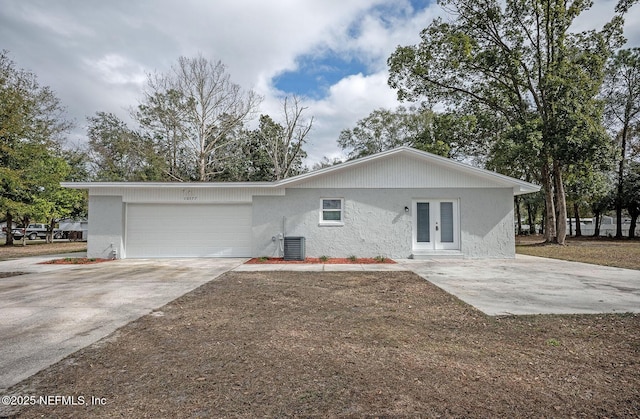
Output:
[413, 199, 459, 251]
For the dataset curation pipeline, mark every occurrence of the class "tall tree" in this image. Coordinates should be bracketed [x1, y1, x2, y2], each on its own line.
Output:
[602, 48, 640, 238]
[565, 163, 613, 237]
[87, 112, 165, 181]
[311, 156, 343, 171]
[338, 106, 476, 160]
[339, 105, 503, 164]
[388, 0, 634, 244]
[0, 50, 72, 245]
[143, 56, 261, 181]
[135, 89, 193, 181]
[338, 106, 428, 159]
[229, 128, 275, 181]
[256, 96, 312, 180]
[30, 154, 86, 242]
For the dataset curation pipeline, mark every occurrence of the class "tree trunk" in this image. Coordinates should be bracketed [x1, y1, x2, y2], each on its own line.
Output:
[47, 218, 56, 243]
[615, 203, 623, 239]
[553, 160, 567, 245]
[568, 216, 573, 236]
[574, 202, 582, 237]
[527, 202, 535, 235]
[515, 197, 522, 235]
[593, 211, 601, 237]
[615, 124, 628, 239]
[198, 151, 206, 181]
[5, 212, 13, 246]
[19, 216, 29, 246]
[541, 162, 556, 242]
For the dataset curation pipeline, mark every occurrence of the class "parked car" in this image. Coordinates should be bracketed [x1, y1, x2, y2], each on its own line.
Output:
[12, 223, 63, 240]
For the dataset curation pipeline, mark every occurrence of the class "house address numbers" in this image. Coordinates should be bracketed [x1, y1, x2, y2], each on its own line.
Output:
[182, 189, 198, 201]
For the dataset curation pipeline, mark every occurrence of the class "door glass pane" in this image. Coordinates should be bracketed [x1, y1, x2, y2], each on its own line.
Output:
[440, 202, 454, 243]
[416, 203, 430, 242]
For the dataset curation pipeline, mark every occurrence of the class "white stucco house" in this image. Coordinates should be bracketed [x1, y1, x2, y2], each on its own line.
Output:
[63, 146, 540, 260]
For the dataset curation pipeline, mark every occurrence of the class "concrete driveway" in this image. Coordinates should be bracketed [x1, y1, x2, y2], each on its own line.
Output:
[1, 253, 638, 393]
[403, 255, 640, 316]
[0, 256, 244, 391]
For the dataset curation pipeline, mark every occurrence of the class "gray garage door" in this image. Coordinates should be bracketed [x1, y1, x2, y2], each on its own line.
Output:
[125, 203, 252, 258]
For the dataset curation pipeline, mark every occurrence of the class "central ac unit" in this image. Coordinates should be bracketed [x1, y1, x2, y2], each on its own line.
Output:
[283, 236, 305, 261]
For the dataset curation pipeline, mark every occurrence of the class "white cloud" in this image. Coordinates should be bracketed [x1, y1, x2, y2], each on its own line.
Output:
[83, 54, 147, 86]
[303, 72, 402, 163]
[572, 0, 640, 46]
[326, 1, 444, 70]
[0, 0, 639, 168]
[139, 0, 389, 86]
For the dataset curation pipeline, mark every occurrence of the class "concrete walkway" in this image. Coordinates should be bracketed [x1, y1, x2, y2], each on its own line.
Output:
[233, 262, 406, 272]
[401, 255, 640, 316]
[0, 256, 245, 392]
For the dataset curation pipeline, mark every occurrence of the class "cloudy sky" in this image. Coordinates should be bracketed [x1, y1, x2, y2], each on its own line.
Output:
[2, 0, 639, 165]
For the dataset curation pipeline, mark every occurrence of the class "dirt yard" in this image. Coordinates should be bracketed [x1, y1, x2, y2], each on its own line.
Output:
[5, 271, 639, 418]
[517, 235, 640, 270]
[0, 241, 86, 261]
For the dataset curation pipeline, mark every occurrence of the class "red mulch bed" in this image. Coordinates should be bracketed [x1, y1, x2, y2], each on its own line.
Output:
[246, 257, 395, 264]
[40, 257, 113, 265]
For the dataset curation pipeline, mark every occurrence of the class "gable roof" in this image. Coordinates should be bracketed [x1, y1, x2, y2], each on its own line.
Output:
[274, 146, 540, 195]
[62, 146, 540, 196]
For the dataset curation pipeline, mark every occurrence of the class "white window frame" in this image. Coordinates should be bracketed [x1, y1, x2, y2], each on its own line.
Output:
[319, 198, 344, 226]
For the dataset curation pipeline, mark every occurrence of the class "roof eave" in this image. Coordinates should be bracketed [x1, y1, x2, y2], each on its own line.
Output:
[514, 185, 542, 196]
[60, 181, 276, 189]
[60, 147, 542, 194]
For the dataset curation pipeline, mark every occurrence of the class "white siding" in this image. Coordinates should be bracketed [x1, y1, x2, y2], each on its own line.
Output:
[289, 154, 510, 189]
[87, 195, 124, 259]
[88, 186, 282, 203]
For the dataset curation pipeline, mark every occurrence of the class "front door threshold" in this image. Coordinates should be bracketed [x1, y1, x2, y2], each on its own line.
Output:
[410, 250, 464, 260]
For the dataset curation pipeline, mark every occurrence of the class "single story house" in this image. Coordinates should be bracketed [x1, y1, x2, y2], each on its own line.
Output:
[63, 146, 540, 260]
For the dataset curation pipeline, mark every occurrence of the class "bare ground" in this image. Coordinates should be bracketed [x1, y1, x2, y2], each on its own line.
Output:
[0, 241, 87, 261]
[4, 271, 639, 418]
[516, 235, 640, 270]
